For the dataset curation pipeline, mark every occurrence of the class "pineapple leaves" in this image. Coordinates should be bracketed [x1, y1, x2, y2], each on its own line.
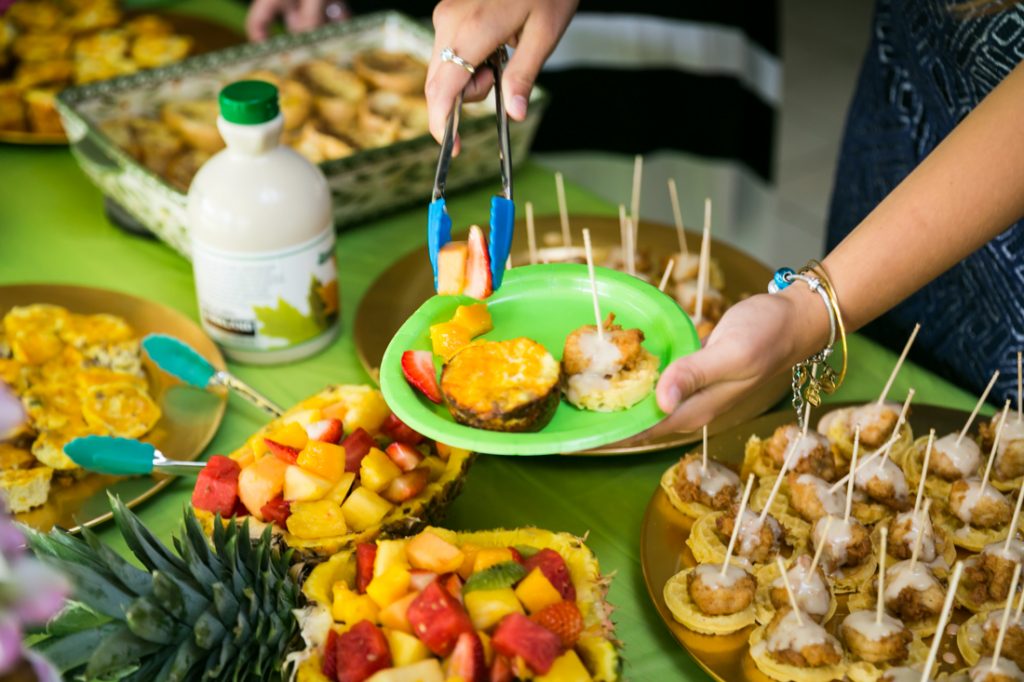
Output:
[125, 596, 186, 644]
[34, 622, 123, 671]
[86, 625, 164, 678]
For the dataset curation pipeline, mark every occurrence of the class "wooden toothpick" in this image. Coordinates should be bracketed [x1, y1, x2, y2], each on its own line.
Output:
[701, 424, 708, 473]
[668, 178, 688, 258]
[582, 229, 603, 342]
[776, 555, 803, 626]
[759, 405, 810, 525]
[625, 217, 636, 277]
[920, 562, 963, 681]
[1018, 351, 1022, 422]
[693, 198, 711, 324]
[555, 172, 571, 247]
[877, 525, 888, 625]
[913, 429, 935, 519]
[878, 323, 921, 405]
[980, 400, 1012, 492]
[1005, 471, 1024, 554]
[845, 428, 860, 523]
[525, 201, 538, 265]
[721, 474, 756, 577]
[658, 259, 675, 293]
[804, 515, 832, 586]
[630, 154, 643, 241]
[881, 389, 915, 466]
[958, 370, 1000, 445]
[909, 498, 930, 572]
[991, 563, 1023, 672]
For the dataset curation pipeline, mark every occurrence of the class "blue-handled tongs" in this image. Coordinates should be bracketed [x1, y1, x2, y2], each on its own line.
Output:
[428, 46, 515, 292]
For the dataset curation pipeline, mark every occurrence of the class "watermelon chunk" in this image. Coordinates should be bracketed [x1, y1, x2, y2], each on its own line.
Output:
[356, 542, 376, 594]
[335, 620, 391, 682]
[407, 579, 474, 656]
[191, 455, 241, 516]
[492, 613, 564, 675]
[342, 428, 375, 473]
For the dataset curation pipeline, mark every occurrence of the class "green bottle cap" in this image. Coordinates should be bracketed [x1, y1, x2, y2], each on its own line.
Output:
[219, 80, 280, 125]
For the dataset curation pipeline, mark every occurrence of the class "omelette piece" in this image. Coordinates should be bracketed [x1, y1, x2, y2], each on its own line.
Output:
[0, 443, 35, 470]
[440, 337, 561, 432]
[12, 32, 72, 62]
[31, 421, 106, 470]
[130, 34, 192, 69]
[60, 313, 135, 348]
[81, 339, 143, 376]
[22, 384, 83, 431]
[124, 14, 174, 37]
[0, 467, 53, 513]
[80, 382, 161, 439]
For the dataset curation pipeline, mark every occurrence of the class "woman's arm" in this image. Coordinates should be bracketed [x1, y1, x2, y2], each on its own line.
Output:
[652, 60, 1024, 434]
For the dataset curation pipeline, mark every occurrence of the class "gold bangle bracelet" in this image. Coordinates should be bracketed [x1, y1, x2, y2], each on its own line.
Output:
[802, 260, 847, 390]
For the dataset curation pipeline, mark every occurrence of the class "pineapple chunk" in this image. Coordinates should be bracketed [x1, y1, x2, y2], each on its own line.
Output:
[515, 568, 563, 614]
[385, 628, 430, 666]
[406, 531, 464, 573]
[237, 455, 288, 519]
[536, 651, 593, 682]
[437, 241, 469, 296]
[341, 487, 393, 531]
[247, 433, 270, 460]
[479, 631, 493, 665]
[374, 539, 410, 577]
[234, 447, 255, 470]
[283, 408, 322, 428]
[366, 566, 412, 608]
[366, 659, 444, 682]
[379, 592, 418, 633]
[286, 500, 347, 539]
[419, 456, 447, 483]
[429, 321, 472, 362]
[321, 401, 346, 422]
[323, 472, 356, 505]
[464, 588, 524, 631]
[284, 466, 333, 502]
[344, 388, 390, 435]
[304, 551, 354, 606]
[457, 544, 481, 580]
[296, 654, 331, 682]
[360, 448, 402, 493]
[451, 303, 493, 337]
[297, 441, 346, 483]
[266, 421, 308, 450]
[473, 548, 515, 573]
[333, 583, 380, 624]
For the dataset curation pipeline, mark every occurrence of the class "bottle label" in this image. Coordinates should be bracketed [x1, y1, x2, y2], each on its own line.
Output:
[192, 228, 339, 353]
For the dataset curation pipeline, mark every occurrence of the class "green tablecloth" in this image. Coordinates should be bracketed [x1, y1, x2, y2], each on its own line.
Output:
[0, 6, 983, 680]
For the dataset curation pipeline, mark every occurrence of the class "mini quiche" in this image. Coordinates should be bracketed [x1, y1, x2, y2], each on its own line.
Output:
[295, 527, 621, 682]
[192, 385, 474, 558]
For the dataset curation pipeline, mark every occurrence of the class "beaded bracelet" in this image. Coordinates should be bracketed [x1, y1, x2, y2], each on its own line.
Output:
[768, 264, 848, 425]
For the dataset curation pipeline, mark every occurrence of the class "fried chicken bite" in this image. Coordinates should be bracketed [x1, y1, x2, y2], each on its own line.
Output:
[788, 472, 846, 523]
[854, 456, 911, 511]
[887, 510, 938, 562]
[561, 313, 645, 376]
[687, 563, 755, 616]
[951, 478, 1012, 529]
[766, 424, 837, 481]
[884, 561, 944, 623]
[812, 515, 872, 572]
[848, 401, 902, 449]
[768, 555, 831, 621]
[969, 657, 1024, 682]
[982, 611, 1024, 671]
[982, 415, 1024, 481]
[716, 507, 783, 564]
[675, 452, 740, 511]
[964, 541, 1024, 606]
[764, 607, 844, 668]
[930, 432, 981, 481]
[841, 610, 913, 664]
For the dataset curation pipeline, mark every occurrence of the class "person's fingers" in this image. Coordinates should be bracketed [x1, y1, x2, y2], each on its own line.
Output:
[650, 377, 761, 438]
[655, 339, 752, 414]
[286, 0, 327, 34]
[500, 17, 556, 121]
[463, 69, 495, 103]
[246, 0, 282, 41]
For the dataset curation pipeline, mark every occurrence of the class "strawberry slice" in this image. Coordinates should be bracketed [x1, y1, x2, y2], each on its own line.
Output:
[321, 630, 339, 679]
[508, 547, 524, 564]
[335, 620, 391, 682]
[407, 579, 475, 656]
[381, 413, 425, 446]
[191, 455, 240, 516]
[531, 601, 584, 648]
[356, 542, 377, 594]
[306, 418, 343, 444]
[448, 631, 486, 682]
[264, 438, 299, 465]
[382, 469, 429, 503]
[385, 442, 425, 472]
[259, 496, 291, 529]
[492, 613, 564, 675]
[401, 350, 441, 404]
[341, 428, 375, 473]
[523, 548, 576, 601]
[444, 573, 464, 602]
[489, 655, 514, 682]
[464, 225, 493, 300]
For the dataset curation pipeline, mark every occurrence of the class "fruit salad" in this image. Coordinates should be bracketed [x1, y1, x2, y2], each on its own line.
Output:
[191, 385, 473, 557]
[296, 527, 621, 682]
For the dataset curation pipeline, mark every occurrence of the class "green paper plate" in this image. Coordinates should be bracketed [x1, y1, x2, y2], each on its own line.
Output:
[380, 263, 700, 455]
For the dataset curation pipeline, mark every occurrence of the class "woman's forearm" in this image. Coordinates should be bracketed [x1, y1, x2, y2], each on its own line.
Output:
[821, 61, 1024, 334]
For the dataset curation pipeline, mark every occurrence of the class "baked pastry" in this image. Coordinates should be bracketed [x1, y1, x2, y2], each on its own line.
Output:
[352, 48, 427, 95]
[161, 100, 223, 153]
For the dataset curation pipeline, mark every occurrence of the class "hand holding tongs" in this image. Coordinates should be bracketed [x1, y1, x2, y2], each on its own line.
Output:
[428, 46, 514, 292]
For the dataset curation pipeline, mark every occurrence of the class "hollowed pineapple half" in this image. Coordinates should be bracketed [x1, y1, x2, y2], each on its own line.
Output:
[192, 384, 474, 558]
[295, 526, 622, 682]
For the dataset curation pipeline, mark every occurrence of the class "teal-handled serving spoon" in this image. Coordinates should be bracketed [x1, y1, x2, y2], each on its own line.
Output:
[142, 333, 283, 417]
[64, 435, 206, 477]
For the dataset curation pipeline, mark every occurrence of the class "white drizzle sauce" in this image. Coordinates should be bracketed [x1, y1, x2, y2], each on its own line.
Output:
[780, 425, 829, 464]
[854, 456, 910, 501]
[816, 408, 848, 437]
[693, 563, 748, 590]
[773, 556, 830, 616]
[934, 433, 982, 477]
[849, 401, 901, 435]
[884, 560, 940, 603]
[971, 657, 1024, 681]
[795, 474, 846, 516]
[813, 516, 860, 568]
[843, 610, 906, 642]
[954, 478, 1008, 525]
[984, 608, 1024, 632]
[766, 609, 833, 653]
[982, 539, 1024, 562]
[575, 329, 624, 376]
[998, 416, 1024, 456]
[735, 508, 781, 558]
[892, 510, 937, 563]
[684, 457, 740, 497]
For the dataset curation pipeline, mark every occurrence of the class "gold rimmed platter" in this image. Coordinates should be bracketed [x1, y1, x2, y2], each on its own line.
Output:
[641, 402, 979, 681]
[0, 284, 226, 532]
[354, 213, 788, 455]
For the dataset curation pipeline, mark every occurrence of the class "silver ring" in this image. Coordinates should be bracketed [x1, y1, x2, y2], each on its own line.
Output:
[440, 47, 476, 75]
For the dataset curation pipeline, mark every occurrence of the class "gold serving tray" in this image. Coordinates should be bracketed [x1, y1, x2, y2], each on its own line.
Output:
[0, 284, 226, 532]
[354, 213, 789, 455]
[641, 402, 978, 681]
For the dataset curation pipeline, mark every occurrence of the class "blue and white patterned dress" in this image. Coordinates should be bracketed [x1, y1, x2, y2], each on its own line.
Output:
[827, 0, 1024, 402]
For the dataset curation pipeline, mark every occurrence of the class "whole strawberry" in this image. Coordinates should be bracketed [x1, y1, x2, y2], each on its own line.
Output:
[531, 600, 584, 649]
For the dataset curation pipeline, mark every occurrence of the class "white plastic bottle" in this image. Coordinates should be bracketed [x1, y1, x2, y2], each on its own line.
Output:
[188, 80, 339, 364]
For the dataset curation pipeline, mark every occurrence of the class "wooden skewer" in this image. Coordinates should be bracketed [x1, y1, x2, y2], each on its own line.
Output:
[701, 424, 709, 473]
[668, 178, 688, 258]
[913, 429, 935, 519]
[958, 370, 1000, 445]
[804, 515, 832, 586]
[980, 400, 1012, 492]
[920, 562, 963, 682]
[881, 389, 915, 466]
[525, 201, 538, 265]
[831, 391, 915, 493]
[630, 154, 643, 243]
[1015, 574, 1024, 621]
[877, 526, 888, 625]
[991, 563, 1023, 672]
[1018, 351, 1022, 423]
[658, 259, 675, 293]
[759, 404, 810, 524]
[625, 217, 637, 277]
[721, 474, 756, 577]
[555, 172, 571, 247]
[693, 198, 712, 324]
[506, 255, 512, 270]
[878, 323, 920, 405]
[582, 229, 603, 342]
[776, 555, 803, 626]
[845, 428, 860, 523]
[1004, 471, 1024, 554]
[909, 498, 930, 572]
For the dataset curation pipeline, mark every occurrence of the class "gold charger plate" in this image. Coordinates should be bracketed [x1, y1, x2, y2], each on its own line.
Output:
[354, 213, 789, 455]
[641, 402, 979, 681]
[0, 11, 243, 146]
[0, 283, 226, 532]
